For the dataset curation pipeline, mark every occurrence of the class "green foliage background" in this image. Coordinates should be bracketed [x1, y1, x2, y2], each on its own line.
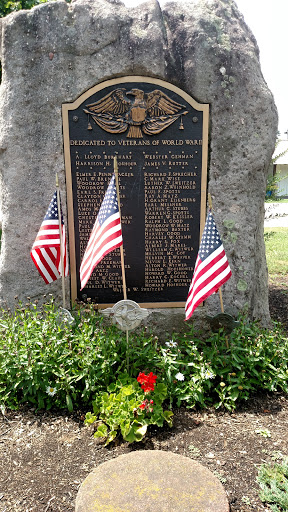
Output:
[0, 0, 50, 17]
[0, 299, 288, 415]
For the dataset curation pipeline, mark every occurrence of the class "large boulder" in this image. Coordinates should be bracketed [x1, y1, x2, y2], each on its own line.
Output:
[0, 0, 277, 324]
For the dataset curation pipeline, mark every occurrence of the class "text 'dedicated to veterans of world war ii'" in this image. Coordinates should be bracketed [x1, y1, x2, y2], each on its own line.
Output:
[62, 76, 209, 307]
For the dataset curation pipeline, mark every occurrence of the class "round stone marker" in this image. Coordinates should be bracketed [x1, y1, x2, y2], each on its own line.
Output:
[75, 450, 229, 512]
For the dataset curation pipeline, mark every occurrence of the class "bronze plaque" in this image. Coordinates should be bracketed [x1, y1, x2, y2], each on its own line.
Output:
[62, 77, 209, 307]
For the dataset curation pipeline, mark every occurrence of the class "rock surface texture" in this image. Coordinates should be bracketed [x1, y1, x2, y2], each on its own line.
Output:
[0, 0, 277, 323]
[75, 450, 230, 512]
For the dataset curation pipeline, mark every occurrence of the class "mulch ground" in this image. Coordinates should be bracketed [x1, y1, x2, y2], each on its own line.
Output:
[268, 275, 288, 333]
[0, 277, 287, 512]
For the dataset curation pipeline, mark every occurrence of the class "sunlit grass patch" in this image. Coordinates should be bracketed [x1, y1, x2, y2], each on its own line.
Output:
[264, 227, 288, 275]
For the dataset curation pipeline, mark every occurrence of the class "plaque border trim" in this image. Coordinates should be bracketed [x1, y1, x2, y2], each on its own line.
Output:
[97, 302, 186, 309]
[62, 76, 209, 308]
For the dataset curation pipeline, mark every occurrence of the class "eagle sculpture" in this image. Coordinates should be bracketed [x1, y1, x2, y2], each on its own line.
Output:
[84, 88, 188, 138]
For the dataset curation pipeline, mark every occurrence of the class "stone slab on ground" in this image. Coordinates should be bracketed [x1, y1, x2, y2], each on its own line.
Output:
[75, 450, 229, 512]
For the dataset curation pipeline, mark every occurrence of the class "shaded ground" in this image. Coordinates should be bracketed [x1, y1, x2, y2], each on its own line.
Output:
[269, 275, 288, 333]
[0, 278, 287, 512]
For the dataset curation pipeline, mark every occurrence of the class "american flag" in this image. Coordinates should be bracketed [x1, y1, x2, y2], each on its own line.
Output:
[31, 191, 68, 284]
[80, 174, 123, 290]
[185, 211, 232, 320]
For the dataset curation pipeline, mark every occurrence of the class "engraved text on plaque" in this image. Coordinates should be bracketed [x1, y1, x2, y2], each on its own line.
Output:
[62, 77, 209, 307]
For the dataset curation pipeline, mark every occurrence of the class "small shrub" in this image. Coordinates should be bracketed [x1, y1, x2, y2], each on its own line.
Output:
[158, 318, 288, 411]
[0, 299, 134, 411]
[188, 444, 201, 458]
[0, 300, 287, 413]
[85, 373, 173, 445]
[257, 458, 288, 511]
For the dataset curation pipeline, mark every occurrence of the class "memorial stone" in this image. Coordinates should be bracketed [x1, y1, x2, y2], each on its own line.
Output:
[0, 0, 278, 327]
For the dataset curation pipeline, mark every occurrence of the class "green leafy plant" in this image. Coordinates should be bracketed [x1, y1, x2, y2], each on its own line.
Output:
[0, 299, 138, 411]
[155, 318, 288, 411]
[214, 470, 227, 484]
[255, 428, 272, 438]
[0, 299, 288, 414]
[271, 452, 285, 462]
[241, 496, 251, 505]
[188, 444, 201, 458]
[266, 172, 287, 200]
[0, 0, 64, 18]
[257, 458, 288, 511]
[85, 373, 173, 445]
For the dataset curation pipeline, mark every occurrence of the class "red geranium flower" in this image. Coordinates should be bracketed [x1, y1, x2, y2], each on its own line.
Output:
[137, 372, 147, 385]
[137, 371, 157, 393]
[139, 398, 153, 413]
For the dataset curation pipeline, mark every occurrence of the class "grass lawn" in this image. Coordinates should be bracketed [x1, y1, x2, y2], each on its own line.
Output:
[264, 227, 288, 275]
[265, 198, 288, 203]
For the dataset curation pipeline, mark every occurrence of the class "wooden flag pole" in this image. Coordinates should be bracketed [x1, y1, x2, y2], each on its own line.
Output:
[56, 173, 66, 309]
[208, 193, 224, 313]
[114, 156, 127, 300]
[218, 288, 224, 313]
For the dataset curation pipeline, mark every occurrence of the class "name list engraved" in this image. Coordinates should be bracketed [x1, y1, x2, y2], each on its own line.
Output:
[143, 170, 196, 293]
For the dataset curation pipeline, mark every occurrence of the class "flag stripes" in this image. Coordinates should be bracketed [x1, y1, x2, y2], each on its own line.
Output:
[185, 211, 232, 320]
[80, 174, 123, 290]
[31, 193, 68, 284]
[80, 214, 122, 289]
[185, 248, 231, 319]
